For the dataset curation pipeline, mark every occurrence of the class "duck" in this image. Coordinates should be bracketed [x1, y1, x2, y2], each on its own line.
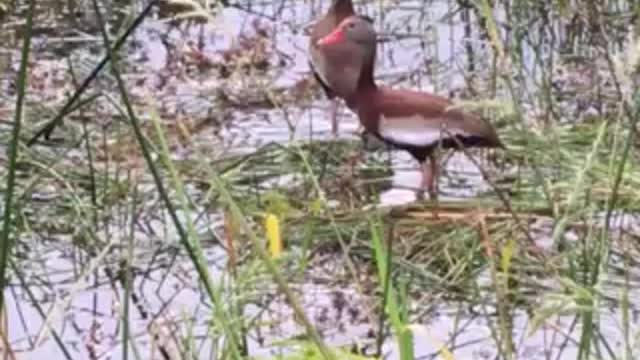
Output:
[316, 15, 504, 197]
[308, 0, 361, 136]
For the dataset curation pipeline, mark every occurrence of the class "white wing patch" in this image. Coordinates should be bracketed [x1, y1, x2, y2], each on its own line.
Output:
[379, 114, 469, 147]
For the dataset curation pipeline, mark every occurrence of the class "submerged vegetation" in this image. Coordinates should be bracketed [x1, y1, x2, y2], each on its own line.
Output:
[1, 0, 640, 359]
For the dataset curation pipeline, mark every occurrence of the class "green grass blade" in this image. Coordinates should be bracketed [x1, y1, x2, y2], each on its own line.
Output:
[0, 0, 35, 313]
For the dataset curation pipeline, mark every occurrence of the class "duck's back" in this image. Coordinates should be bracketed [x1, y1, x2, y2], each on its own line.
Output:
[363, 87, 502, 150]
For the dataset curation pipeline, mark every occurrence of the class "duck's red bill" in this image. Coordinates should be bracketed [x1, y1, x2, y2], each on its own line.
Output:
[317, 29, 344, 46]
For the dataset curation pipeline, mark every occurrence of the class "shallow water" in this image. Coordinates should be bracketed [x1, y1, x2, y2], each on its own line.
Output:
[2, 0, 638, 359]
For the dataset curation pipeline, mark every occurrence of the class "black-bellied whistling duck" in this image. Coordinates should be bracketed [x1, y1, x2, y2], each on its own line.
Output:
[308, 0, 359, 136]
[317, 16, 504, 197]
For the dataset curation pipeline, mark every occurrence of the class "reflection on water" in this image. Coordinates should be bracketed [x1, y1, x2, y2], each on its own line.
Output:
[3, 0, 637, 359]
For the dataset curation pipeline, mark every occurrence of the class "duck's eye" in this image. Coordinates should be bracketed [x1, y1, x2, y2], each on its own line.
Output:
[347, 22, 356, 29]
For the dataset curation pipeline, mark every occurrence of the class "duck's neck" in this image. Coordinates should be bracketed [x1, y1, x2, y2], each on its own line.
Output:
[357, 47, 377, 92]
[330, 0, 354, 19]
[346, 52, 378, 110]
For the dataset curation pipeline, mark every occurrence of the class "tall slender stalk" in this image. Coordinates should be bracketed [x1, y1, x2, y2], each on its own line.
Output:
[0, 0, 35, 314]
[370, 217, 414, 360]
[211, 174, 336, 359]
[89, 0, 244, 357]
[122, 182, 138, 360]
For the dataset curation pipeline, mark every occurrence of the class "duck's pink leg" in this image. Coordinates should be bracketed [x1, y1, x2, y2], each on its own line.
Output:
[421, 154, 440, 217]
[330, 99, 339, 136]
[421, 154, 439, 197]
[420, 162, 432, 192]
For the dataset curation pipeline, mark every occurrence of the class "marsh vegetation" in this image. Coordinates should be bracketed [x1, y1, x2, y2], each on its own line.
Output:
[1, 0, 640, 359]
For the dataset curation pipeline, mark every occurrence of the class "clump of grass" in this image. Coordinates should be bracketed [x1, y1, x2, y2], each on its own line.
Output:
[6, 0, 640, 359]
